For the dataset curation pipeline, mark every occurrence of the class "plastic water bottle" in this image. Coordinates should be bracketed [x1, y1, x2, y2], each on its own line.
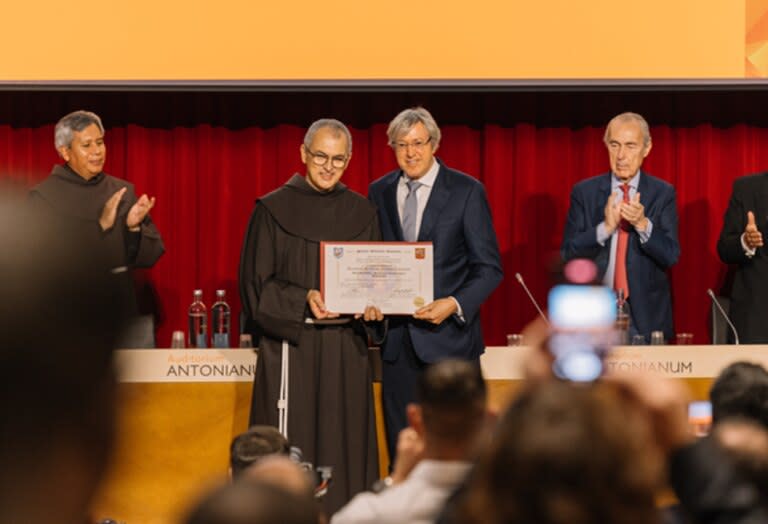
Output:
[212, 289, 231, 349]
[188, 289, 208, 348]
[615, 288, 630, 345]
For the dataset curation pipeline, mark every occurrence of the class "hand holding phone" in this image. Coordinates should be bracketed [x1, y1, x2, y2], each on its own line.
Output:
[548, 285, 617, 382]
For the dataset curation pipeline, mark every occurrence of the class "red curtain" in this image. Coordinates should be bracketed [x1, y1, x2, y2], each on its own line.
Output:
[2, 109, 764, 347]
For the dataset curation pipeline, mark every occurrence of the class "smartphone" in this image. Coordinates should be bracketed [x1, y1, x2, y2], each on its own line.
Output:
[688, 400, 712, 437]
[548, 285, 617, 382]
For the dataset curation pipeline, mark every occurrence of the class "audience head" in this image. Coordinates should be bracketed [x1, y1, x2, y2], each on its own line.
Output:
[409, 359, 487, 453]
[454, 380, 662, 524]
[183, 478, 318, 524]
[242, 455, 316, 501]
[710, 361, 768, 429]
[230, 425, 290, 478]
[0, 191, 125, 523]
[712, 418, 768, 499]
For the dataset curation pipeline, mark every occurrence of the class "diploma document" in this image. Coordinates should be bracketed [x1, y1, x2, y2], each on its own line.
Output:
[320, 241, 434, 314]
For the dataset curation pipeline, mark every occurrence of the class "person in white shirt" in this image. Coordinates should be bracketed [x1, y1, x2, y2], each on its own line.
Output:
[331, 359, 489, 524]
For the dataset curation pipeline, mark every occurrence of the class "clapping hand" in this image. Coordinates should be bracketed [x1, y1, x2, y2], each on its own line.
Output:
[620, 193, 648, 231]
[126, 194, 156, 231]
[99, 187, 127, 232]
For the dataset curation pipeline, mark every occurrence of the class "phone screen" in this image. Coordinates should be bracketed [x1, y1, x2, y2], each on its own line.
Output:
[688, 400, 712, 437]
[548, 285, 617, 382]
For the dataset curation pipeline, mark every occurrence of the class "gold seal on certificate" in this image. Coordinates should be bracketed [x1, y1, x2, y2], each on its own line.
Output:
[320, 241, 434, 314]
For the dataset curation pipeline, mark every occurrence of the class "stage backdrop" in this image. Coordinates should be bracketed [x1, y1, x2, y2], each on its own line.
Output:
[0, 0, 753, 80]
[0, 90, 765, 347]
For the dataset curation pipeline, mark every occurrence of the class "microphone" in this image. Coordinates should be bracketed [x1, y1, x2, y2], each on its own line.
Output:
[707, 289, 740, 345]
[515, 272, 550, 326]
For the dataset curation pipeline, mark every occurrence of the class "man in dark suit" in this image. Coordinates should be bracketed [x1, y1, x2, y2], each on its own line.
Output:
[368, 107, 503, 460]
[717, 175, 768, 343]
[561, 112, 680, 341]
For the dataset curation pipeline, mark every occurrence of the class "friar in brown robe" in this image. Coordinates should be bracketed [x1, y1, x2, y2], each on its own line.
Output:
[29, 111, 164, 328]
[239, 120, 382, 515]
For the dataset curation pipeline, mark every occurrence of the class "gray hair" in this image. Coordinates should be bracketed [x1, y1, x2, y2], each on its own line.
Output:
[387, 107, 441, 150]
[54, 110, 105, 150]
[604, 112, 651, 148]
[303, 118, 352, 156]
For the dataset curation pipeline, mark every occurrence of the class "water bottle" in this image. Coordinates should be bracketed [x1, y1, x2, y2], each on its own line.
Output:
[615, 288, 630, 345]
[212, 289, 231, 349]
[188, 289, 208, 348]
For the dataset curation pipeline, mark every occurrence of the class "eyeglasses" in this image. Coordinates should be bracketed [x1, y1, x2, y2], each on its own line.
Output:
[393, 136, 432, 151]
[305, 148, 348, 169]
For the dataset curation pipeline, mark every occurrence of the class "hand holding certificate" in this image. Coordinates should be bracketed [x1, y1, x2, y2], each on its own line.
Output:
[320, 241, 434, 315]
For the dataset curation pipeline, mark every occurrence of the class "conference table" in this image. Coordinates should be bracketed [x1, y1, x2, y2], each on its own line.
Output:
[90, 345, 766, 524]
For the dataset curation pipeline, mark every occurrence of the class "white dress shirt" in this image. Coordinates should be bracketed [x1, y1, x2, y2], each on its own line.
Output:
[330, 460, 472, 524]
[396, 158, 440, 238]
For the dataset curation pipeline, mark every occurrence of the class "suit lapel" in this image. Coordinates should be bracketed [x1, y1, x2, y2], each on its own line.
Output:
[757, 174, 768, 229]
[418, 163, 451, 241]
[596, 173, 612, 222]
[382, 174, 404, 240]
[637, 170, 650, 202]
[628, 171, 650, 256]
[593, 173, 613, 277]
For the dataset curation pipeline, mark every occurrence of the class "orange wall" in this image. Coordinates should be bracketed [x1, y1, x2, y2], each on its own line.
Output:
[1, 1, 744, 81]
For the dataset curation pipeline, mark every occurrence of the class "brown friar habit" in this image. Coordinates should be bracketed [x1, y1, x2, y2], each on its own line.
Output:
[29, 164, 165, 320]
[29, 164, 164, 270]
[239, 174, 380, 514]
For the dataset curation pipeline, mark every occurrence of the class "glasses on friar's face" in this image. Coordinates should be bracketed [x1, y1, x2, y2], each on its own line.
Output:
[393, 136, 432, 151]
[305, 148, 348, 169]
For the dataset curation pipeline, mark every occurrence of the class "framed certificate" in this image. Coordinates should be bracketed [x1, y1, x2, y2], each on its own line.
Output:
[320, 241, 434, 315]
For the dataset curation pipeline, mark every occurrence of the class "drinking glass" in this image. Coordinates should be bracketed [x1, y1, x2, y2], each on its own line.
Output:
[170, 330, 185, 349]
[650, 331, 665, 345]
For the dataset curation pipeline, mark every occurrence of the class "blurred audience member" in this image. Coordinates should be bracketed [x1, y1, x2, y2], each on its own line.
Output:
[710, 361, 768, 429]
[183, 479, 319, 524]
[713, 418, 768, 499]
[437, 327, 768, 524]
[0, 192, 125, 524]
[449, 379, 664, 524]
[243, 455, 316, 502]
[662, 417, 768, 524]
[331, 359, 488, 524]
[230, 425, 290, 478]
[669, 430, 768, 524]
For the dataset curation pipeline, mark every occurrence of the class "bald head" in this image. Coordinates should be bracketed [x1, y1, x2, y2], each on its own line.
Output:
[184, 478, 318, 524]
[242, 456, 315, 500]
